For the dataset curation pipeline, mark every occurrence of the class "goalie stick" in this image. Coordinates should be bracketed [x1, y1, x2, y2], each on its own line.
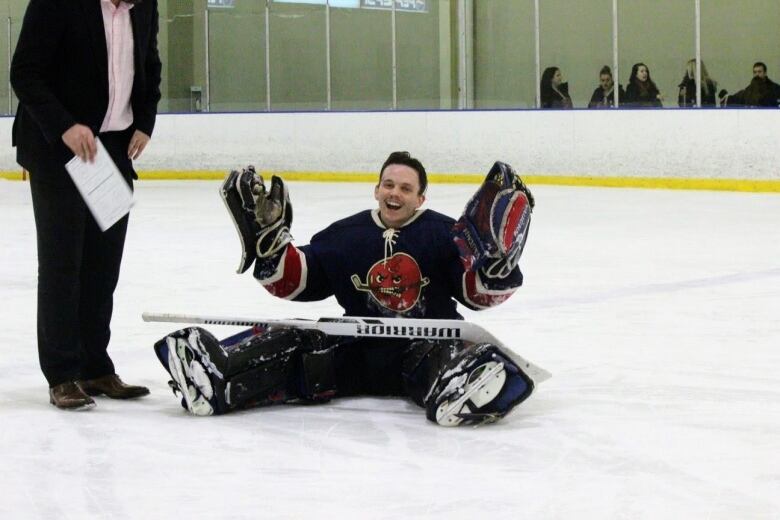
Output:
[142, 312, 551, 385]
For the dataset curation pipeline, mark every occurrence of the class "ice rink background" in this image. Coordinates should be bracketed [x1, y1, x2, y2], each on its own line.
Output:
[1, 179, 778, 519]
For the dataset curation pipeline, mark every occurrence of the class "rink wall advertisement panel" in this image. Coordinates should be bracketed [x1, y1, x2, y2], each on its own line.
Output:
[1, 110, 779, 191]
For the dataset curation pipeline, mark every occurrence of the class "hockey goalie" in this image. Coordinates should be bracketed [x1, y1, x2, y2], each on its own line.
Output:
[153, 152, 539, 426]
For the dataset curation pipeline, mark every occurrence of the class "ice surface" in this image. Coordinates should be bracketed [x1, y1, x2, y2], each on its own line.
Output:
[1, 179, 779, 519]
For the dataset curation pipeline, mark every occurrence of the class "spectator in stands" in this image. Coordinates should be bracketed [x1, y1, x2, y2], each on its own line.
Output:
[623, 63, 663, 107]
[720, 62, 780, 108]
[540, 67, 573, 109]
[588, 65, 625, 108]
[678, 59, 718, 107]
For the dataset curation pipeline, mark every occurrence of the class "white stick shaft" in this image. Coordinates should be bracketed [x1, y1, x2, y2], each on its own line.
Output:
[142, 312, 551, 384]
[143, 313, 468, 341]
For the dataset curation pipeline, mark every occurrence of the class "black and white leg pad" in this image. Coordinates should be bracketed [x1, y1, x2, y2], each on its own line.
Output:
[154, 326, 337, 415]
[154, 327, 228, 416]
[425, 343, 534, 427]
[299, 347, 337, 401]
[221, 328, 335, 408]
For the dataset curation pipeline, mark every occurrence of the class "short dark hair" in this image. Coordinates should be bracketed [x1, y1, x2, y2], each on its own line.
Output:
[754, 62, 767, 72]
[379, 151, 428, 195]
[599, 65, 612, 77]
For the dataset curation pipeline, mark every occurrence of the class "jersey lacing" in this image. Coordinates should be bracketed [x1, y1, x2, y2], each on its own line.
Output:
[382, 228, 398, 264]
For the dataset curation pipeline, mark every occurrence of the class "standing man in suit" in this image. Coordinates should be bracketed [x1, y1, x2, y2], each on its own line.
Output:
[11, 0, 162, 410]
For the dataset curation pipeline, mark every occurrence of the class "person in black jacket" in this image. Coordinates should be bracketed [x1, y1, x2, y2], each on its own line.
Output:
[624, 63, 663, 108]
[588, 65, 625, 108]
[678, 59, 718, 107]
[11, 0, 162, 410]
[721, 62, 780, 108]
[540, 67, 573, 109]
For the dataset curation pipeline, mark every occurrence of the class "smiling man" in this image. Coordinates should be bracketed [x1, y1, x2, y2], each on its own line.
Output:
[373, 160, 426, 228]
[154, 152, 539, 426]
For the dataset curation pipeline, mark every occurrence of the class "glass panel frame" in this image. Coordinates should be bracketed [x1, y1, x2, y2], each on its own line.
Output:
[539, 0, 613, 109]
[473, 0, 536, 109]
[395, 1, 451, 110]
[0, 15, 13, 116]
[330, 5, 393, 110]
[701, 0, 780, 109]
[268, 1, 328, 111]
[208, 2, 267, 112]
[164, 1, 200, 113]
[12, 0, 780, 114]
[617, 0, 696, 109]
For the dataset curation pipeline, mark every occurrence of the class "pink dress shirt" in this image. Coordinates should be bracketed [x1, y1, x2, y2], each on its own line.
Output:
[99, 0, 135, 133]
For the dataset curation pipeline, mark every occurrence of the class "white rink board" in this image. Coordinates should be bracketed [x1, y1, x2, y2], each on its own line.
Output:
[1, 109, 779, 179]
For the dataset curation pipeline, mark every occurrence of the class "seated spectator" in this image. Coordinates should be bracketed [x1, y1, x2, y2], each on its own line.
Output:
[721, 62, 780, 108]
[540, 67, 573, 109]
[588, 65, 625, 108]
[623, 63, 663, 108]
[678, 59, 718, 107]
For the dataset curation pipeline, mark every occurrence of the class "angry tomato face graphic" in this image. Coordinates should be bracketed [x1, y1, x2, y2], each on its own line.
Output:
[351, 253, 430, 313]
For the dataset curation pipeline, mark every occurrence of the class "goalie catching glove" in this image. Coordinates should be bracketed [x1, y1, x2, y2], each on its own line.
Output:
[452, 161, 534, 278]
[220, 166, 293, 274]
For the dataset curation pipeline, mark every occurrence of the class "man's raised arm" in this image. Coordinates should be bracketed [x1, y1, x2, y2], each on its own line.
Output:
[221, 167, 329, 301]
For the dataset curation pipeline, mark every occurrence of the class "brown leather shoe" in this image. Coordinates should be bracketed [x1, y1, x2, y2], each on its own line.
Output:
[78, 374, 150, 399]
[50, 382, 96, 410]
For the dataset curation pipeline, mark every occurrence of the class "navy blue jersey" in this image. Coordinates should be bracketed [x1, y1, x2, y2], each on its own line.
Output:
[254, 208, 522, 319]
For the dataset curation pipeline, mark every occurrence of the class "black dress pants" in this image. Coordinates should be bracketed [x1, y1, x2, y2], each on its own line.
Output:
[29, 131, 133, 387]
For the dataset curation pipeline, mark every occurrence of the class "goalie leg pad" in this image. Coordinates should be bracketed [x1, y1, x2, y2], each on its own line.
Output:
[401, 339, 464, 407]
[225, 355, 292, 408]
[216, 327, 335, 409]
[298, 348, 337, 402]
[424, 343, 534, 427]
[154, 327, 229, 416]
[155, 326, 336, 414]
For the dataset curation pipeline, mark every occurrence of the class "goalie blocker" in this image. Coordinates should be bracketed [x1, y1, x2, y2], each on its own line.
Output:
[153, 324, 534, 426]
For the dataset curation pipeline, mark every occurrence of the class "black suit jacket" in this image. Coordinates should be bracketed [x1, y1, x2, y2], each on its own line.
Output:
[10, 0, 161, 177]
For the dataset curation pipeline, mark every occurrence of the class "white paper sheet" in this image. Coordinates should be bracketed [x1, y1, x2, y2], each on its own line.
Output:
[65, 137, 133, 231]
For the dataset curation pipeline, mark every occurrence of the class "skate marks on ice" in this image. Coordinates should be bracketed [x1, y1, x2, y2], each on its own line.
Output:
[3, 182, 780, 518]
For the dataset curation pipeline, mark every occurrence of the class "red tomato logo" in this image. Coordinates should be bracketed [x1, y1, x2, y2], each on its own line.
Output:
[351, 253, 430, 312]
